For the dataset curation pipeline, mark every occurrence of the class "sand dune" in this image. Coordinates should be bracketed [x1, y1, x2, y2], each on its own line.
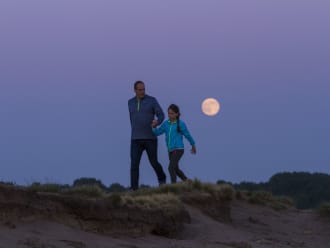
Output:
[0, 184, 329, 248]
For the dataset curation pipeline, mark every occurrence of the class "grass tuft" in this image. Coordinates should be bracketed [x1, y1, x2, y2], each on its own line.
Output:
[27, 183, 63, 193]
[126, 179, 235, 202]
[122, 193, 181, 210]
[248, 191, 273, 205]
[62, 185, 105, 198]
[0, 181, 16, 186]
[106, 193, 123, 208]
[23, 180, 236, 212]
[246, 191, 293, 210]
[318, 202, 330, 217]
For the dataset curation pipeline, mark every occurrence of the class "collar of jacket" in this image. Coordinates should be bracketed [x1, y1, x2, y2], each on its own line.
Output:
[167, 120, 177, 124]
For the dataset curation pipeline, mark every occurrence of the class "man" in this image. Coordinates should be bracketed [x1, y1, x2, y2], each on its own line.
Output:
[128, 81, 166, 190]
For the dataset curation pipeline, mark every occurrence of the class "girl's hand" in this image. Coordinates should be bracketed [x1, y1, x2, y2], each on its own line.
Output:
[191, 145, 197, 154]
[151, 120, 158, 128]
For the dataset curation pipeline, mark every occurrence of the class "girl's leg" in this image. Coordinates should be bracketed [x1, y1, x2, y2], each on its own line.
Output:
[176, 166, 188, 182]
[175, 150, 187, 181]
[168, 150, 184, 183]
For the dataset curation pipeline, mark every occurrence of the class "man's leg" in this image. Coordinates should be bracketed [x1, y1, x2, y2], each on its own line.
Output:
[145, 139, 166, 184]
[130, 140, 144, 190]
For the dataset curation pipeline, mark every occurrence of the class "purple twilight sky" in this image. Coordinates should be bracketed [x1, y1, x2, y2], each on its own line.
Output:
[1, 0, 329, 187]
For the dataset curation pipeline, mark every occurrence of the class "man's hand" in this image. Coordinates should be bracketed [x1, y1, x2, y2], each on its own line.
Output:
[151, 120, 158, 128]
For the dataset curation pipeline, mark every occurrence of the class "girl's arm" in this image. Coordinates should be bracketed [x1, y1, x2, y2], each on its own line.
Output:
[152, 122, 166, 136]
[181, 122, 197, 154]
[180, 122, 196, 146]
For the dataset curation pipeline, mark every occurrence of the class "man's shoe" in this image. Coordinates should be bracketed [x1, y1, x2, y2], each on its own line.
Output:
[158, 180, 166, 186]
[128, 187, 138, 192]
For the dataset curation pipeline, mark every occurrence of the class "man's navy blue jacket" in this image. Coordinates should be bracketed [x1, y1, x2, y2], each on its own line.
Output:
[128, 94, 164, 140]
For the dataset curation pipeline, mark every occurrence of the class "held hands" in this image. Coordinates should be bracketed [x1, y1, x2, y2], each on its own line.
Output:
[151, 119, 158, 128]
[191, 145, 197, 154]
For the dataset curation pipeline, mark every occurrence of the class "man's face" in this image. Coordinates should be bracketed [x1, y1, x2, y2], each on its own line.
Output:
[134, 83, 145, 99]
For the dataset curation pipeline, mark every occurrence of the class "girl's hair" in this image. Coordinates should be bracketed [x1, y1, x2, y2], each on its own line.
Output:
[168, 104, 181, 133]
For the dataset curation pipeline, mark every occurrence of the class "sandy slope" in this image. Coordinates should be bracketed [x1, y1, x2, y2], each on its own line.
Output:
[1, 199, 329, 248]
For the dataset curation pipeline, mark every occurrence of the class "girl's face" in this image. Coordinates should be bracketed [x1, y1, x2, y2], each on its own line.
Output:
[168, 109, 179, 121]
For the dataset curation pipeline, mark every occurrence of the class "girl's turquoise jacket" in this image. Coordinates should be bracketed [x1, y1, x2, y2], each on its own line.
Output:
[152, 119, 195, 152]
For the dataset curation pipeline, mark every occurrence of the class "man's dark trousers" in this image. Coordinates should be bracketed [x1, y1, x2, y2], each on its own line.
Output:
[130, 139, 166, 190]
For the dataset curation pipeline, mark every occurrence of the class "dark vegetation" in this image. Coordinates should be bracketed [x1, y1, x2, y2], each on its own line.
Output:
[1, 172, 330, 210]
[218, 172, 330, 209]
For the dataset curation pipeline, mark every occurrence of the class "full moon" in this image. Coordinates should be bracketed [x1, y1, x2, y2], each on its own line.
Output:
[201, 98, 220, 116]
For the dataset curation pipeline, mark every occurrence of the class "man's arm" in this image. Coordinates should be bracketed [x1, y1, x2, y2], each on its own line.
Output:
[128, 100, 132, 125]
[153, 98, 165, 125]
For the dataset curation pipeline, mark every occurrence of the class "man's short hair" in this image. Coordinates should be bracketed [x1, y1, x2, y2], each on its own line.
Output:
[134, 81, 144, 89]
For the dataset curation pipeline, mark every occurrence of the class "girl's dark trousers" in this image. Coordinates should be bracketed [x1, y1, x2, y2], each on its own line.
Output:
[168, 149, 187, 183]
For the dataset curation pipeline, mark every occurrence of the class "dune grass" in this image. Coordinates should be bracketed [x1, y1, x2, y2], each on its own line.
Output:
[318, 202, 330, 217]
[103, 179, 235, 211]
[121, 193, 181, 209]
[24, 180, 295, 211]
[27, 183, 105, 198]
[23, 180, 300, 214]
[129, 179, 235, 201]
[244, 190, 294, 210]
[27, 183, 64, 193]
[0, 181, 15, 186]
[247, 190, 274, 204]
[62, 185, 105, 197]
[101, 179, 235, 210]
[24, 179, 235, 210]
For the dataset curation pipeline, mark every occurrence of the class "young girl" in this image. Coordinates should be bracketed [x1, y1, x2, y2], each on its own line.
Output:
[152, 104, 196, 183]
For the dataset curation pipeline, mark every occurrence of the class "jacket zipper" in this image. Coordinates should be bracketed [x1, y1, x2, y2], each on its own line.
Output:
[168, 123, 173, 150]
